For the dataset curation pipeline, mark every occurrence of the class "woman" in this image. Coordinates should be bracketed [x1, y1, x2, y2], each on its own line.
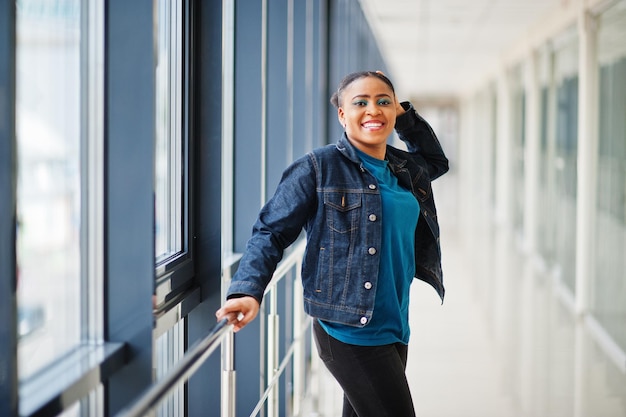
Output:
[216, 71, 449, 417]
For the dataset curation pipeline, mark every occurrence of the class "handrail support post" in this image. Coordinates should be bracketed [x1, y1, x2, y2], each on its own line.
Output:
[267, 290, 280, 417]
[221, 332, 236, 417]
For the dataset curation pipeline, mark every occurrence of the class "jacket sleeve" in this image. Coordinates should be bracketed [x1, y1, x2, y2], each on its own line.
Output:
[394, 101, 449, 180]
[226, 154, 317, 303]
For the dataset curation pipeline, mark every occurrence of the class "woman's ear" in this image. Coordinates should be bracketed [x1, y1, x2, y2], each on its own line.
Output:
[337, 107, 345, 128]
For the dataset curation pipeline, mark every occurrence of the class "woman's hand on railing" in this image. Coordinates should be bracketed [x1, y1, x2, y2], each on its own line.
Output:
[216, 296, 260, 333]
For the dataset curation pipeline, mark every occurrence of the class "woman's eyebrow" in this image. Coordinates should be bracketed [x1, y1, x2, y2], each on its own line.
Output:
[351, 93, 392, 100]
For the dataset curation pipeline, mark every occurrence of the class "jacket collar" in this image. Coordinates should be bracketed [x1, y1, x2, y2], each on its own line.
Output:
[335, 133, 362, 164]
[336, 133, 410, 178]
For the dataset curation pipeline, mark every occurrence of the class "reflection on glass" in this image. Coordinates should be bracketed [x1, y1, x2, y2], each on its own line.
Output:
[16, 0, 82, 379]
[155, 0, 184, 263]
[594, 0, 626, 351]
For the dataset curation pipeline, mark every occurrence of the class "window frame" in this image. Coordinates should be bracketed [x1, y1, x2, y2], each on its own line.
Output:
[155, 0, 184, 265]
[153, 0, 197, 327]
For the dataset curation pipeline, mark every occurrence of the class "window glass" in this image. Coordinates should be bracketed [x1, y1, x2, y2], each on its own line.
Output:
[537, 48, 556, 263]
[593, 0, 626, 350]
[489, 85, 497, 208]
[155, 320, 185, 416]
[153, 1, 187, 408]
[551, 29, 579, 293]
[16, 0, 82, 379]
[155, 0, 184, 264]
[510, 67, 525, 238]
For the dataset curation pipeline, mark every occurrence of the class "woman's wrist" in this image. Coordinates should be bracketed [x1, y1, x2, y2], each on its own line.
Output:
[394, 101, 414, 131]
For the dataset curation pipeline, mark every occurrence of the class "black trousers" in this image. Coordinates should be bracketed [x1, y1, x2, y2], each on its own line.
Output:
[313, 320, 416, 417]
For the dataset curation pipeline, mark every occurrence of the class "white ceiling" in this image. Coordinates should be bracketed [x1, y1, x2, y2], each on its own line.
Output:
[359, 0, 564, 102]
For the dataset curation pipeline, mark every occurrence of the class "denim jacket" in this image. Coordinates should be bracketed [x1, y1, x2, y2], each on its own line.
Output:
[227, 102, 449, 327]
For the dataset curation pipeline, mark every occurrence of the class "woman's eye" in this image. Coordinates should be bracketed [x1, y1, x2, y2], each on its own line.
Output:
[377, 99, 391, 106]
[352, 100, 367, 107]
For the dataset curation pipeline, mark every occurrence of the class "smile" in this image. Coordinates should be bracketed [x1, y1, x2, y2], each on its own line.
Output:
[362, 121, 384, 130]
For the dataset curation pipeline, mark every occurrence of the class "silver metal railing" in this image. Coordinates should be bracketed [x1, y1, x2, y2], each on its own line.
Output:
[115, 237, 309, 417]
[223, 238, 309, 417]
[114, 315, 237, 417]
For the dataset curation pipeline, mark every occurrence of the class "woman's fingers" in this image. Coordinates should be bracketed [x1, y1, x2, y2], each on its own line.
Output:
[216, 296, 260, 332]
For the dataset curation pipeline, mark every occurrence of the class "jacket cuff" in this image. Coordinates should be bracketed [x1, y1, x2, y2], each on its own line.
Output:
[226, 280, 265, 304]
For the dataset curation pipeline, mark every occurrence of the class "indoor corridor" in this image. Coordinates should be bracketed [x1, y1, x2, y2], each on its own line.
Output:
[3, 1, 626, 416]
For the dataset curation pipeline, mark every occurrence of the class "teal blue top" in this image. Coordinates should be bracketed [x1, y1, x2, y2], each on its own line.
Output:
[319, 148, 419, 345]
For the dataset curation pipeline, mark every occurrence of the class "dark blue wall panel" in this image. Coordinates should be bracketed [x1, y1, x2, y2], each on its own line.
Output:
[232, 2, 266, 411]
[291, 0, 308, 159]
[234, 0, 265, 252]
[0, 1, 17, 415]
[187, 0, 224, 413]
[266, 0, 290, 198]
[104, 0, 156, 413]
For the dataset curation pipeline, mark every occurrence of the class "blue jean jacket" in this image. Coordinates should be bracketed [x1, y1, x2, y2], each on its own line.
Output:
[227, 102, 449, 327]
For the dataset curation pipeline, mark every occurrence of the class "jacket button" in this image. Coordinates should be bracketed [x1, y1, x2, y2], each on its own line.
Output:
[368, 214, 377, 221]
[368, 247, 377, 255]
[368, 184, 376, 190]
[360, 317, 368, 325]
[364, 282, 372, 290]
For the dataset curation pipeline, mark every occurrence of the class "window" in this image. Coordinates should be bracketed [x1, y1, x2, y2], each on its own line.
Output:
[153, 0, 195, 315]
[16, 0, 83, 379]
[153, 1, 190, 410]
[551, 28, 579, 293]
[16, 0, 105, 387]
[155, 320, 185, 417]
[593, 0, 626, 350]
[510, 66, 525, 239]
[155, 0, 185, 265]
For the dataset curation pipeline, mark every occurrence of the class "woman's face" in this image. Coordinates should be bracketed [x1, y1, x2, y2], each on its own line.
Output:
[337, 76, 396, 159]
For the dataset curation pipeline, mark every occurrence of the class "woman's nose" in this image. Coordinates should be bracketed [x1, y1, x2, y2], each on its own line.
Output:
[366, 104, 381, 115]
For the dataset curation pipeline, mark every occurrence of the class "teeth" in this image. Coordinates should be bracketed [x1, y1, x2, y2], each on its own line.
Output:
[363, 122, 382, 128]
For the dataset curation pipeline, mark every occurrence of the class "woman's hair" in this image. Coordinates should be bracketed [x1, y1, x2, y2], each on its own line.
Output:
[330, 71, 395, 108]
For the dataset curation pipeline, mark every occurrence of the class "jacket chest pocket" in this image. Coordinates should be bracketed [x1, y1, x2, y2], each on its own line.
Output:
[410, 166, 432, 203]
[323, 191, 362, 233]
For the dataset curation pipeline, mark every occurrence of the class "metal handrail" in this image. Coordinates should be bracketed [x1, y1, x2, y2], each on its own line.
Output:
[220, 237, 307, 417]
[113, 314, 238, 417]
[248, 316, 311, 417]
[115, 237, 308, 417]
